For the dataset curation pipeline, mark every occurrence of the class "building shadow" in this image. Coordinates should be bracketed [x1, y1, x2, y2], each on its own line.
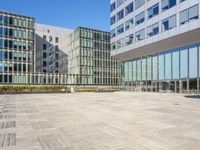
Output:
[184, 95, 200, 99]
[35, 34, 68, 74]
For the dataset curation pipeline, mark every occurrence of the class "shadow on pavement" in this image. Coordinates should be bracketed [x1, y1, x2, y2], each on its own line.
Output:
[184, 95, 200, 99]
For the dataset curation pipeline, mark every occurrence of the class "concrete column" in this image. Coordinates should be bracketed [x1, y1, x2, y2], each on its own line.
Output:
[187, 79, 190, 93]
[38, 74, 40, 84]
[65, 74, 67, 84]
[145, 81, 147, 92]
[197, 78, 199, 94]
[46, 74, 48, 84]
[179, 80, 182, 93]
[151, 82, 153, 92]
[175, 81, 177, 93]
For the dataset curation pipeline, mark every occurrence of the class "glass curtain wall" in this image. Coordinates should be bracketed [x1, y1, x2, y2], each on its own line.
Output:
[121, 43, 200, 90]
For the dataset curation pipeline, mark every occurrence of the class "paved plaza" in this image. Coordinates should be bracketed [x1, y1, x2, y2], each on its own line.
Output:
[0, 92, 200, 150]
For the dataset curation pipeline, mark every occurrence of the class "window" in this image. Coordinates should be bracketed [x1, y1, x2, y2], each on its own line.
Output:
[117, 38, 124, 49]
[43, 52, 47, 59]
[136, 60, 141, 81]
[4, 51, 7, 60]
[55, 62, 59, 68]
[0, 15, 2, 24]
[43, 44, 47, 50]
[43, 61, 46, 67]
[135, 12, 145, 25]
[22, 19, 26, 27]
[162, 15, 176, 31]
[125, 2, 134, 16]
[159, 54, 165, 80]
[9, 41, 13, 49]
[189, 46, 198, 78]
[0, 39, 3, 48]
[148, 3, 159, 19]
[180, 5, 199, 25]
[162, 0, 176, 11]
[135, 0, 145, 9]
[0, 51, 2, 61]
[180, 49, 188, 78]
[55, 37, 59, 43]
[55, 53, 59, 59]
[4, 40, 8, 48]
[0, 27, 2, 35]
[4, 28, 8, 36]
[55, 45, 59, 51]
[125, 18, 134, 30]
[111, 42, 116, 50]
[111, 16, 116, 25]
[117, 24, 124, 35]
[23, 31, 26, 39]
[4, 16, 8, 25]
[14, 41, 17, 49]
[43, 35, 46, 40]
[125, 34, 134, 46]
[110, 2, 116, 12]
[28, 32, 33, 39]
[111, 29, 116, 38]
[147, 23, 159, 37]
[117, 0, 124, 7]
[49, 36, 53, 42]
[165, 53, 172, 80]
[9, 17, 13, 25]
[135, 29, 145, 42]
[172, 51, 179, 79]
[23, 64, 26, 72]
[9, 29, 13, 37]
[147, 57, 152, 80]
[18, 64, 22, 71]
[117, 9, 124, 21]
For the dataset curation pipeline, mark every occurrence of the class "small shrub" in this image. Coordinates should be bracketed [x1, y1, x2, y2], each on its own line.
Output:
[0, 86, 68, 93]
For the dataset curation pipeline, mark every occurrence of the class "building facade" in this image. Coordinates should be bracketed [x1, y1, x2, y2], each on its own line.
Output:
[0, 10, 35, 84]
[35, 23, 73, 74]
[68, 27, 120, 85]
[110, 0, 200, 93]
[35, 23, 73, 84]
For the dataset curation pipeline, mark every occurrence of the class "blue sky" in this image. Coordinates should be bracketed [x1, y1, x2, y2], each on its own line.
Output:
[0, 0, 110, 31]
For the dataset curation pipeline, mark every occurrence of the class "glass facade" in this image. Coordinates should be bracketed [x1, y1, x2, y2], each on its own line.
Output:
[122, 43, 200, 84]
[68, 27, 120, 85]
[0, 11, 35, 84]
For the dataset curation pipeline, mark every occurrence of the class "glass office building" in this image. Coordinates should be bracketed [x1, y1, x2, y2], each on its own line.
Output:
[0, 11, 35, 84]
[68, 27, 120, 85]
[110, 0, 200, 93]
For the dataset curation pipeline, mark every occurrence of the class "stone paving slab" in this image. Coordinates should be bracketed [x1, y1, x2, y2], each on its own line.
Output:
[0, 92, 200, 150]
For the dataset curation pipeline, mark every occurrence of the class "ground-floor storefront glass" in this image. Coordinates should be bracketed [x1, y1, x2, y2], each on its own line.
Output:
[121, 43, 200, 93]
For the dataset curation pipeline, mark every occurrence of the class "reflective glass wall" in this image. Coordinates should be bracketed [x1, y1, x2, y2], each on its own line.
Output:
[122, 43, 200, 84]
[68, 27, 120, 85]
[0, 11, 35, 84]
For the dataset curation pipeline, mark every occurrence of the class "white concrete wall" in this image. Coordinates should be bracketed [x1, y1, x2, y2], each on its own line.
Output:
[35, 23, 73, 73]
[110, 0, 200, 59]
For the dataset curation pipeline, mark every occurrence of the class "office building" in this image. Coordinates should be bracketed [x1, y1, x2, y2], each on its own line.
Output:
[110, 0, 200, 92]
[35, 23, 73, 84]
[0, 10, 35, 84]
[35, 23, 73, 74]
[68, 27, 120, 85]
